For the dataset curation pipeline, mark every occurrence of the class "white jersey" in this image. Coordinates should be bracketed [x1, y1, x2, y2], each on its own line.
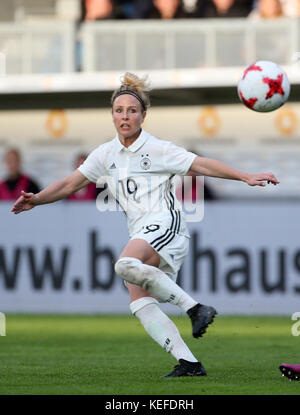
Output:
[78, 129, 197, 238]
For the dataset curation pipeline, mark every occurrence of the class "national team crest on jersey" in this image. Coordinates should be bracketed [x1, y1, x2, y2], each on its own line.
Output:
[140, 154, 151, 170]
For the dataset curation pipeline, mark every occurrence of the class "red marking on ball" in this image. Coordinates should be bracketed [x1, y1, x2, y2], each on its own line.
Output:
[242, 64, 262, 80]
[239, 91, 258, 109]
[263, 73, 284, 99]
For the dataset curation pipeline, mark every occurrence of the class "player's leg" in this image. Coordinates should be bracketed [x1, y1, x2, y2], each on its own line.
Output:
[126, 281, 206, 377]
[127, 282, 196, 361]
[116, 238, 217, 338]
[117, 238, 197, 310]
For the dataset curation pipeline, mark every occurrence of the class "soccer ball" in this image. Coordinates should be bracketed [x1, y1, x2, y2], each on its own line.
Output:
[237, 61, 290, 112]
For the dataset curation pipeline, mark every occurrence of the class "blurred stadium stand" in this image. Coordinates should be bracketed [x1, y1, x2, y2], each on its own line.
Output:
[80, 19, 295, 71]
[0, 0, 78, 22]
[0, 21, 75, 74]
[0, 18, 298, 74]
[0, 1, 300, 199]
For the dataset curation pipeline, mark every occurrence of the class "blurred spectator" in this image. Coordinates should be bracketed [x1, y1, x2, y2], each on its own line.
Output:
[82, 0, 115, 21]
[146, 0, 187, 19]
[202, 0, 254, 18]
[79, 0, 232, 20]
[114, 0, 136, 18]
[281, 0, 300, 17]
[181, 0, 207, 17]
[67, 153, 98, 201]
[81, 0, 138, 20]
[0, 149, 40, 201]
[130, 0, 204, 19]
[249, 0, 283, 18]
[130, 0, 154, 18]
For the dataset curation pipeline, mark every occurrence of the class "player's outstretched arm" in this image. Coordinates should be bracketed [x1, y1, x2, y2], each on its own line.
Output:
[11, 170, 90, 214]
[189, 156, 279, 187]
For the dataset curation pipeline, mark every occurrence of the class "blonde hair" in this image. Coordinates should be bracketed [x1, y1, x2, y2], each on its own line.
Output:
[111, 72, 151, 111]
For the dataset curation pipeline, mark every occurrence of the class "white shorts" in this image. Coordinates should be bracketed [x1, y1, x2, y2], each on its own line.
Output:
[130, 224, 189, 281]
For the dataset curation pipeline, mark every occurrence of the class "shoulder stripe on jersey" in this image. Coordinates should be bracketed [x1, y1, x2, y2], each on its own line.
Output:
[164, 181, 180, 235]
[169, 207, 175, 232]
[174, 210, 178, 234]
[150, 176, 179, 252]
[169, 192, 179, 233]
[176, 211, 181, 234]
[174, 210, 179, 234]
[169, 181, 182, 234]
[164, 182, 175, 231]
[169, 190, 175, 209]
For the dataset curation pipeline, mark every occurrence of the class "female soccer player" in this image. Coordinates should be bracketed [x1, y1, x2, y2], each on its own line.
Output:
[12, 73, 279, 377]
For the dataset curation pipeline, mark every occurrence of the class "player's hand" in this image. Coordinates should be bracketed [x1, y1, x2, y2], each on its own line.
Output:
[245, 173, 279, 187]
[11, 191, 39, 214]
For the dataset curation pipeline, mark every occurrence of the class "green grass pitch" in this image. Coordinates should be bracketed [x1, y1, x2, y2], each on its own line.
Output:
[0, 314, 299, 395]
